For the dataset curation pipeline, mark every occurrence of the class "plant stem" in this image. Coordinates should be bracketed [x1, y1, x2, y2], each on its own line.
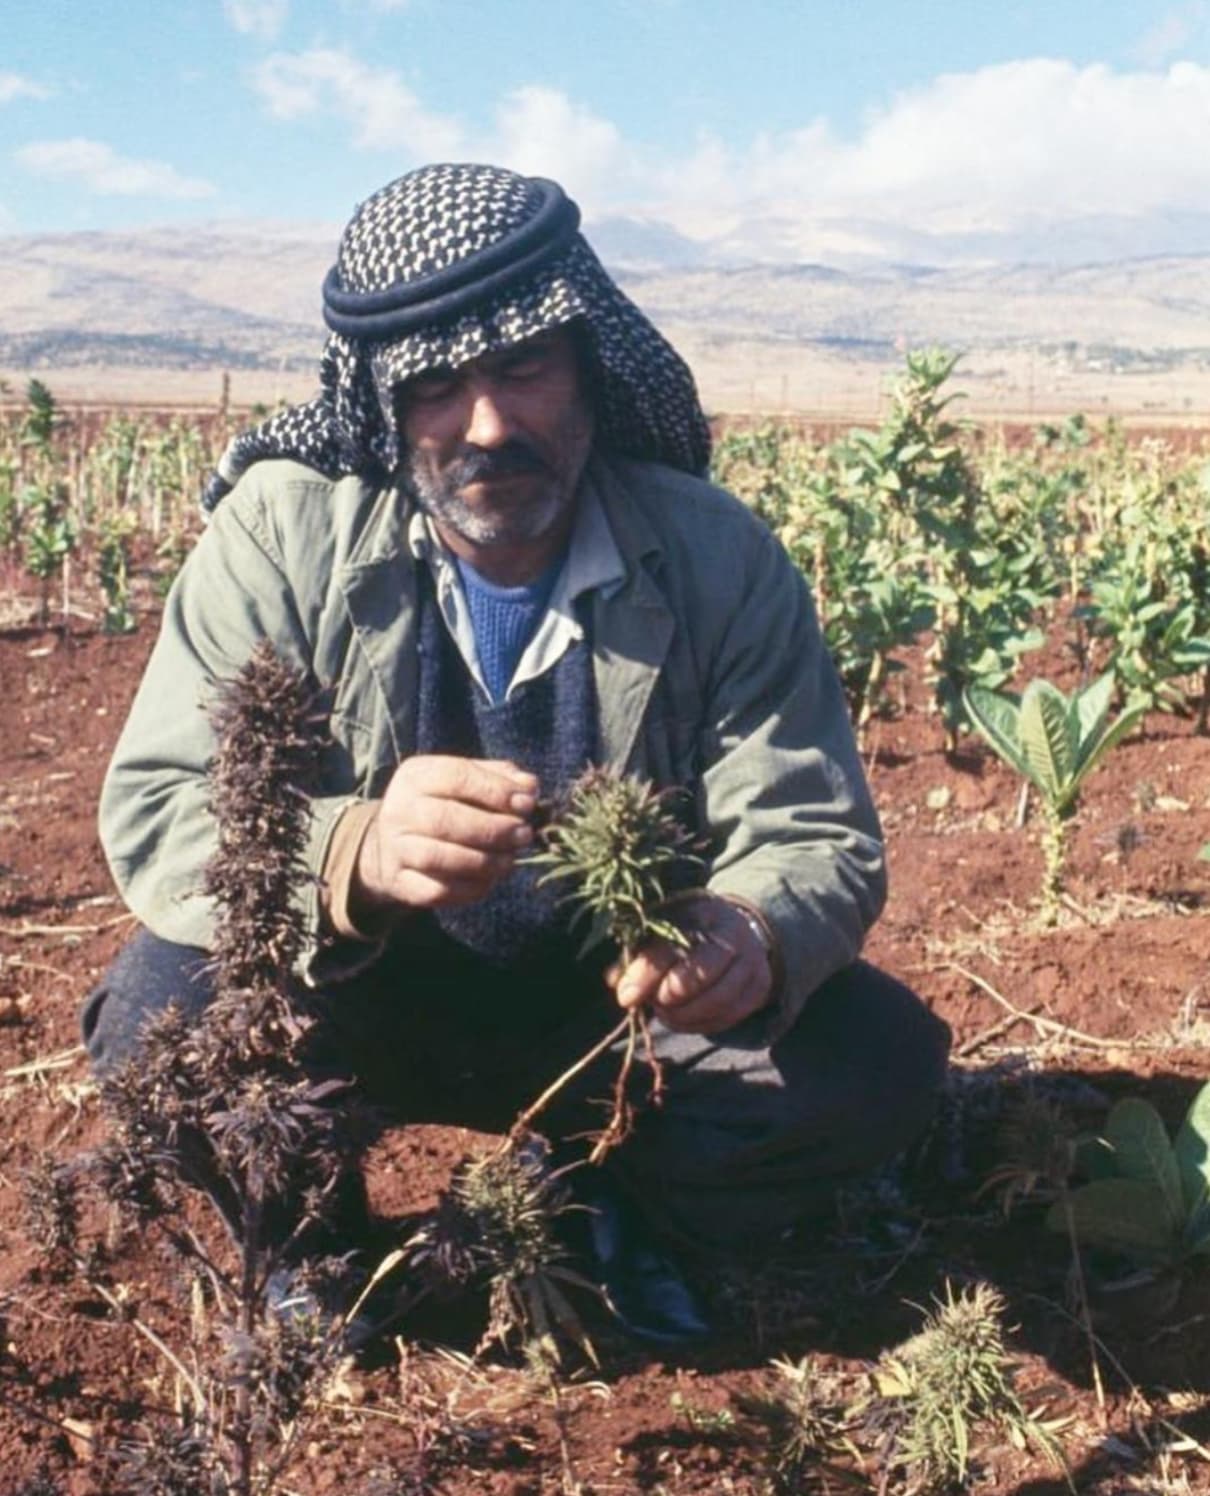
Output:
[1040, 806, 1066, 923]
[507, 1016, 631, 1145]
[588, 1009, 640, 1166]
[232, 1171, 263, 1496]
[1060, 1190, 1106, 1415]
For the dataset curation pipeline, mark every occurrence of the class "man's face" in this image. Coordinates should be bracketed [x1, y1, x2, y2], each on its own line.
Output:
[397, 325, 594, 552]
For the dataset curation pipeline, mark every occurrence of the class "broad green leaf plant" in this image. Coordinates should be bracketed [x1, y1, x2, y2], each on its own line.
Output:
[1047, 1083, 1210, 1275]
[714, 350, 1055, 747]
[964, 672, 1144, 919]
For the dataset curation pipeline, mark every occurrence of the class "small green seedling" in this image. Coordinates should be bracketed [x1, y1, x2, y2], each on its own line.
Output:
[97, 512, 138, 634]
[964, 672, 1144, 919]
[1046, 1082, 1210, 1272]
[866, 1281, 1068, 1489]
[732, 1355, 858, 1492]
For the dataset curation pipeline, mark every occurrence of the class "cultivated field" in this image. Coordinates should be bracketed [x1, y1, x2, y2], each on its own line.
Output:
[3, 364, 1210, 1493]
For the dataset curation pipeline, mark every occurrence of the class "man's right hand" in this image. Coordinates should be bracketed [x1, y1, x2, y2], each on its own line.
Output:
[353, 755, 538, 914]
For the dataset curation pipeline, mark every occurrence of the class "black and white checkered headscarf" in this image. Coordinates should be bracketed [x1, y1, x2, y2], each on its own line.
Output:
[201, 163, 711, 513]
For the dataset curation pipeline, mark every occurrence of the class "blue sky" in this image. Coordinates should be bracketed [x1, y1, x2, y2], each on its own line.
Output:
[4, 0, 1210, 256]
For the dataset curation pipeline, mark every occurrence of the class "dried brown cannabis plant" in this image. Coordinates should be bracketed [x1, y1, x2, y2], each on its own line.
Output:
[21, 1157, 82, 1278]
[863, 1281, 1068, 1491]
[518, 768, 700, 1161]
[87, 642, 363, 1496]
[202, 640, 325, 999]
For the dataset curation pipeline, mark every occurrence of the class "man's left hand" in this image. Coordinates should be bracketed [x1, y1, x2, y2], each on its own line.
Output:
[607, 895, 773, 1036]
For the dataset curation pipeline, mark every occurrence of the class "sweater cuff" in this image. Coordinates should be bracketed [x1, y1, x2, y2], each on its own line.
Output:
[321, 799, 397, 942]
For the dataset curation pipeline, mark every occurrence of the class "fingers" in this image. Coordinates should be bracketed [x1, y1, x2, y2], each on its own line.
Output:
[388, 864, 512, 909]
[615, 929, 737, 1009]
[357, 755, 539, 910]
[389, 755, 537, 816]
[612, 895, 774, 1035]
[397, 793, 534, 855]
[398, 831, 520, 875]
[654, 954, 766, 1035]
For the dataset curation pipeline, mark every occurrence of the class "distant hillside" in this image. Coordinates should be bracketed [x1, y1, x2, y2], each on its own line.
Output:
[0, 223, 333, 371]
[5, 222, 1210, 416]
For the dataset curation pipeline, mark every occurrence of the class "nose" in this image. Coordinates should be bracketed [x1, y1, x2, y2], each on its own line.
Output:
[464, 380, 513, 449]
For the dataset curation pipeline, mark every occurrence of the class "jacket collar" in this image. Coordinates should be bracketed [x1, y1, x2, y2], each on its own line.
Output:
[583, 454, 674, 773]
[336, 483, 419, 759]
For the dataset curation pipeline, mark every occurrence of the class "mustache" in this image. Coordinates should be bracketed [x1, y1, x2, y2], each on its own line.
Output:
[449, 441, 549, 485]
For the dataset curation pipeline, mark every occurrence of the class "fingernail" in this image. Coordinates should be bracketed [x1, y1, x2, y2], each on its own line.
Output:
[511, 824, 533, 847]
[510, 792, 536, 813]
[617, 982, 639, 1005]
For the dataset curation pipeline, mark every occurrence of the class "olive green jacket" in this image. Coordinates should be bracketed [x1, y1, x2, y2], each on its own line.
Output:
[99, 452, 886, 1038]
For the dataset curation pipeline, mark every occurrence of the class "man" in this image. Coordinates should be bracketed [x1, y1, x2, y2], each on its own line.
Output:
[83, 163, 949, 1343]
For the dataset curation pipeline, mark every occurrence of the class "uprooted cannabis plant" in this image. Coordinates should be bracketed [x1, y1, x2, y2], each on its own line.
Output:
[70, 642, 365, 1495]
[406, 1139, 598, 1365]
[400, 768, 699, 1364]
[519, 767, 701, 1161]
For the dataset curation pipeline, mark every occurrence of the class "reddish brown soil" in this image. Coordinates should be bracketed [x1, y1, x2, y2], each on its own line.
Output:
[3, 606, 1210, 1495]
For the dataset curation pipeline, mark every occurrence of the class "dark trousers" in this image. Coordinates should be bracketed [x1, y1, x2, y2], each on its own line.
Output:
[81, 926, 950, 1251]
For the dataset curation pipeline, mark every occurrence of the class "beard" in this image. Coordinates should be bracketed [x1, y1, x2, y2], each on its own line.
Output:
[402, 384, 596, 552]
[405, 440, 574, 547]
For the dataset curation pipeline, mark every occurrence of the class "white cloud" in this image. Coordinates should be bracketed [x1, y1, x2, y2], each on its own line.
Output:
[243, 52, 1210, 260]
[14, 139, 216, 200]
[0, 72, 51, 105]
[1136, 3, 1208, 66]
[222, 0, 288, 40]
[490, 87, 629, 212]
[823, 60, 1210, 226]
[250, 58, 630, 213]
[254, 48, 462, 156]
[644, 59, 1210, 250]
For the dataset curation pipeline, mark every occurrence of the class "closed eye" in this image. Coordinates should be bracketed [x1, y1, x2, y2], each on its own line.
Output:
[496, 343, 557, 379]
[406, 367, 460, 403]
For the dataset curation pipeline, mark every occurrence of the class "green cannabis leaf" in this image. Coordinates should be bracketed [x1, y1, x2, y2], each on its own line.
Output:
[530, 767, 701, 962]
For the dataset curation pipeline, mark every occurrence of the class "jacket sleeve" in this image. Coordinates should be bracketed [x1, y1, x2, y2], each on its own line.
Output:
[98, 485, 359, 962]
[697, 519, 887, 1040]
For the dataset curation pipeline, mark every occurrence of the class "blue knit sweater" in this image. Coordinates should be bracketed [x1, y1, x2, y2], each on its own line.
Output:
[455, 554, 562, 704]
[415, 571, 598, 970]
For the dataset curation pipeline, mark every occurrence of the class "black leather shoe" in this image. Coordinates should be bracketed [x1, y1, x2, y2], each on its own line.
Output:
[581, 1180, 712, 1346]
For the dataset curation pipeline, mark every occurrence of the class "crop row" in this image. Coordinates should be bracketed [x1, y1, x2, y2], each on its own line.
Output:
[715, 350, 1210, 749]
[4, 360, 1210, 755]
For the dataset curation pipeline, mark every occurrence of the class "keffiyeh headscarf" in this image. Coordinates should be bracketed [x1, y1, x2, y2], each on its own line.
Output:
[201, 163, 711, 513]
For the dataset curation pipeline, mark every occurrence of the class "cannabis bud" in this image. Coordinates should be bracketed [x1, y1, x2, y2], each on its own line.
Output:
[530, 767, 700, 962]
